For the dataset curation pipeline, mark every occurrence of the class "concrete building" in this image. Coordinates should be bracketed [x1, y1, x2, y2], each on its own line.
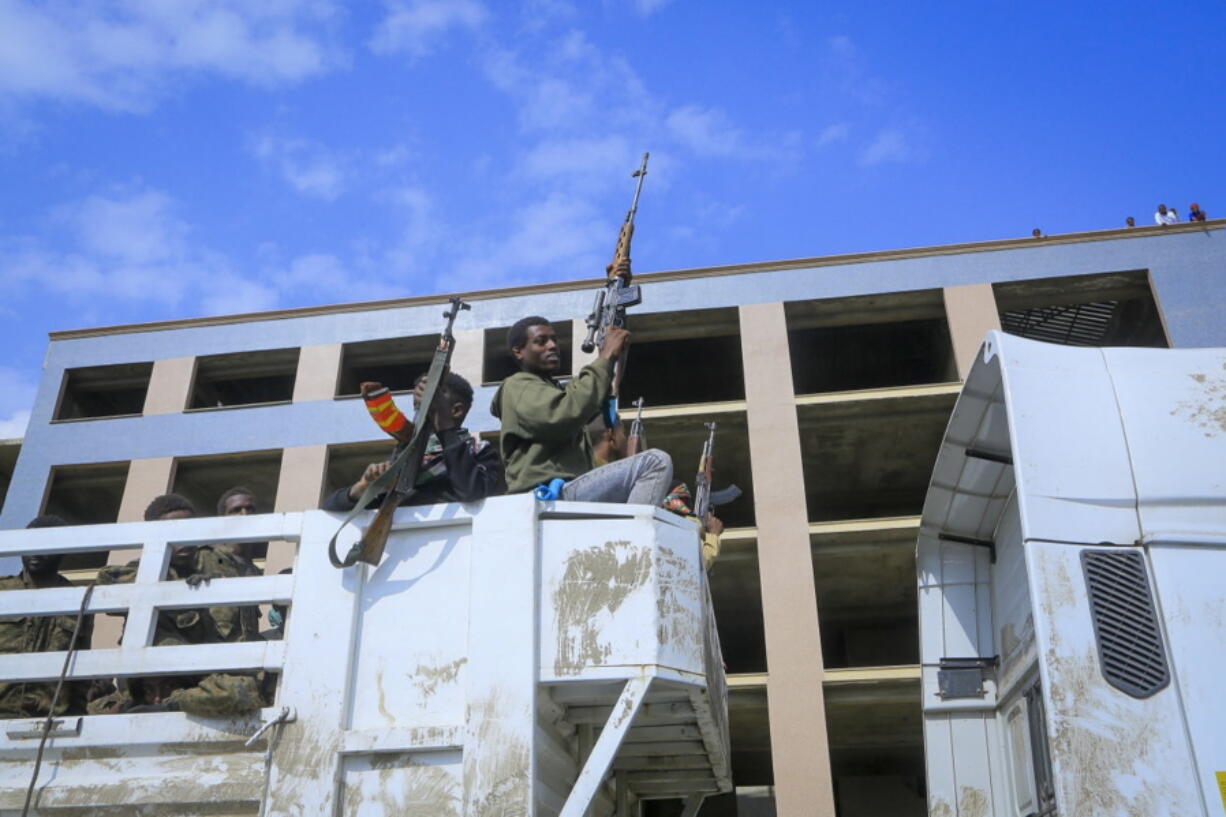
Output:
[0, 220, 1221, 816]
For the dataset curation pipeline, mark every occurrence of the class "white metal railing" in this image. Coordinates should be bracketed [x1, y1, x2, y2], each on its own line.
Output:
[0, 514, 300, 685]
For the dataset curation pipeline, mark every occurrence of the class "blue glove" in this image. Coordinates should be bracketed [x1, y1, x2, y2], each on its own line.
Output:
[533, 478, 566, 501]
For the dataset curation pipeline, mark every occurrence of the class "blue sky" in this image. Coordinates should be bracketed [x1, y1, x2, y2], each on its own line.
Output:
[2, 0, 1224, 437]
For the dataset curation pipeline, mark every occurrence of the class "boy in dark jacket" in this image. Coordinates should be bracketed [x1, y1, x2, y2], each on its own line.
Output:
[323, 371, 502, 510]
[490, 317, 672, 504]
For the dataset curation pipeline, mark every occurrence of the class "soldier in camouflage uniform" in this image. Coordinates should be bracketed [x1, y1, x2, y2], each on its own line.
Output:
[88, 494, 262, 716]
[0, 516, 93, 719]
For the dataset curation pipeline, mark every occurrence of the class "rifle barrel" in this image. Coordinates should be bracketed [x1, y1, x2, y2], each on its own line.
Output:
[627, 152, 650, 220]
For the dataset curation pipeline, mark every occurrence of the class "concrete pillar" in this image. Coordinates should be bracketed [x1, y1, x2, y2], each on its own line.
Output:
[738, 302, 836, 817]
[291, 344, 342, 403]
[115, 457, 175, 525]
[267, 445, 330, 574]
[572, 318, 597, 372]
[93, 457, 176, 646]
[143, 357, 194, 415]
[943, 284, 1001, 380]
[450, 328, 485, 388]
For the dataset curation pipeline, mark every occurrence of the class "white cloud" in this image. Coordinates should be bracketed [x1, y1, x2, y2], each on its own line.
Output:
[270, 252, 401, 303]
[251, 135, 348, 199]
[0, 190, 211, 306]
[73, 190, 187, 263]
[2, 189, 295, 321]
[817, 122, 850, 147]
[444, 191, 607, 292]
[0, 367, 37, 439]
[821, 34, 889, 106]
[0, 1, 342, 111]
[0, 409, 30, 440]
[520, 0, 577, 28]
[632, 0, 673, 15]
[197, 273, 281, 316]
[665, 105, 741, 157]
[369, 0, 487, 58]
[666, 104, 801, 164]
[519, 135, 634, 180]
[858, 128, 917, 166]
[374, 143, 414, 167]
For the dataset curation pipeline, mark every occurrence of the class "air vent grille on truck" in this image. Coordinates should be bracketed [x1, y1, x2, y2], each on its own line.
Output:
[1080, 550, 1170, 699]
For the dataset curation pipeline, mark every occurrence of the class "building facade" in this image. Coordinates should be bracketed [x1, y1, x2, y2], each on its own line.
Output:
[0, 221, 1222, 816]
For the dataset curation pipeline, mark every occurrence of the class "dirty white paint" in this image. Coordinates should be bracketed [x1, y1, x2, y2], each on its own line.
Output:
[918, 333, 1226, 816]
[0, 495, 729, 815]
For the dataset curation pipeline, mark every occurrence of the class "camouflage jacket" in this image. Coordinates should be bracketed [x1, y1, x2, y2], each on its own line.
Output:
[96, 545, 260, 646]
[0, 571, 93, 718]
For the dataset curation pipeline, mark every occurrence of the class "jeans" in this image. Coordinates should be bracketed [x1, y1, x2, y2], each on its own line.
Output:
[560, 449, 673, 507]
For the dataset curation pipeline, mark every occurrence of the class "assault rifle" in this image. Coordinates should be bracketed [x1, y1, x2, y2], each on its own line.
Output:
[625, 397, 646, 456]
[582, 152, 649, 406]
[328, 296, 471, 568]
[693, 422, 743, 524]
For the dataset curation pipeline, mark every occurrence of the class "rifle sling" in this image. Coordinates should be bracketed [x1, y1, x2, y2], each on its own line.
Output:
[327, 342, 451, 568]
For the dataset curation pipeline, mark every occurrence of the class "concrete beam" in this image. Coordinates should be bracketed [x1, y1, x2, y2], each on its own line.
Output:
[794, 382, 961, 407]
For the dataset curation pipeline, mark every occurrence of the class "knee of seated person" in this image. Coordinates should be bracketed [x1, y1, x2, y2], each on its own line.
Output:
[640, 448, 670, 466]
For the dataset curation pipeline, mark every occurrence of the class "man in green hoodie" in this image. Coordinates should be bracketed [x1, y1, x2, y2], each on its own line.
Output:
[491, 316, 673, 505]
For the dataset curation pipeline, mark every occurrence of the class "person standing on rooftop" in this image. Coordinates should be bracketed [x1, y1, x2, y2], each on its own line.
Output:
[1189, 203, 1207, 222]
[1155, 204, 1178, 225]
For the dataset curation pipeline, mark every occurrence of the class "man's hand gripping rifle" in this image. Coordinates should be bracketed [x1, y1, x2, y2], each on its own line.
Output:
[583, 152, 648, 426]
[693, 422, 742, 530]
[328, 296, 472, 569]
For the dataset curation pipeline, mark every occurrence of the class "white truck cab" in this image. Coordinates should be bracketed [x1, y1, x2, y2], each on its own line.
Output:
[918, 332, 1226, 816]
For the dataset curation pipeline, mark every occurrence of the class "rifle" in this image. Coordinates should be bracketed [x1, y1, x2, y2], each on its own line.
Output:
[693, 422, 743, 524]
[582, 152, 649, 408]
[625, 397, 645, 456]
[328, 296, 471, 568]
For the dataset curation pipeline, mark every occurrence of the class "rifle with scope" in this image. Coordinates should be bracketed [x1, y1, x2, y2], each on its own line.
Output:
[582, 152, 649, 409]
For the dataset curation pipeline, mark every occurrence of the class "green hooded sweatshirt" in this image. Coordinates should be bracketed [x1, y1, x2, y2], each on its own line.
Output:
[490, 357, 614, 493]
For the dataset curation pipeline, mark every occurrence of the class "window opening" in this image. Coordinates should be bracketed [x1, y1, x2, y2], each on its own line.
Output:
[54, 362, 153, 421]
[798, 392, 954, 522]
[336, 335, 437, 397]
[323, 440, 398, 505]
[995, 270, 1168, 348]
[786, 291, 956, 395]
[618, 307, 745, 407]
[709, 539, 766, 674]
[189, 348, 299, 409]
[483, 322, 573, 384]
[0, 441, 19, 516]
[41, 460, 129, 569]
[814, 528, 918, 669]
[171, 450, 282, 559]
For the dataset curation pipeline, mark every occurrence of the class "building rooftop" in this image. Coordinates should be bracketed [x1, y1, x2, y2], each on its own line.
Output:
[48, 220, 1222, 340]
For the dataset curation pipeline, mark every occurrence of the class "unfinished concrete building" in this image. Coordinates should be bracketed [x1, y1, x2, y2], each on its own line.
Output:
[1, 220, 1221, 816]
